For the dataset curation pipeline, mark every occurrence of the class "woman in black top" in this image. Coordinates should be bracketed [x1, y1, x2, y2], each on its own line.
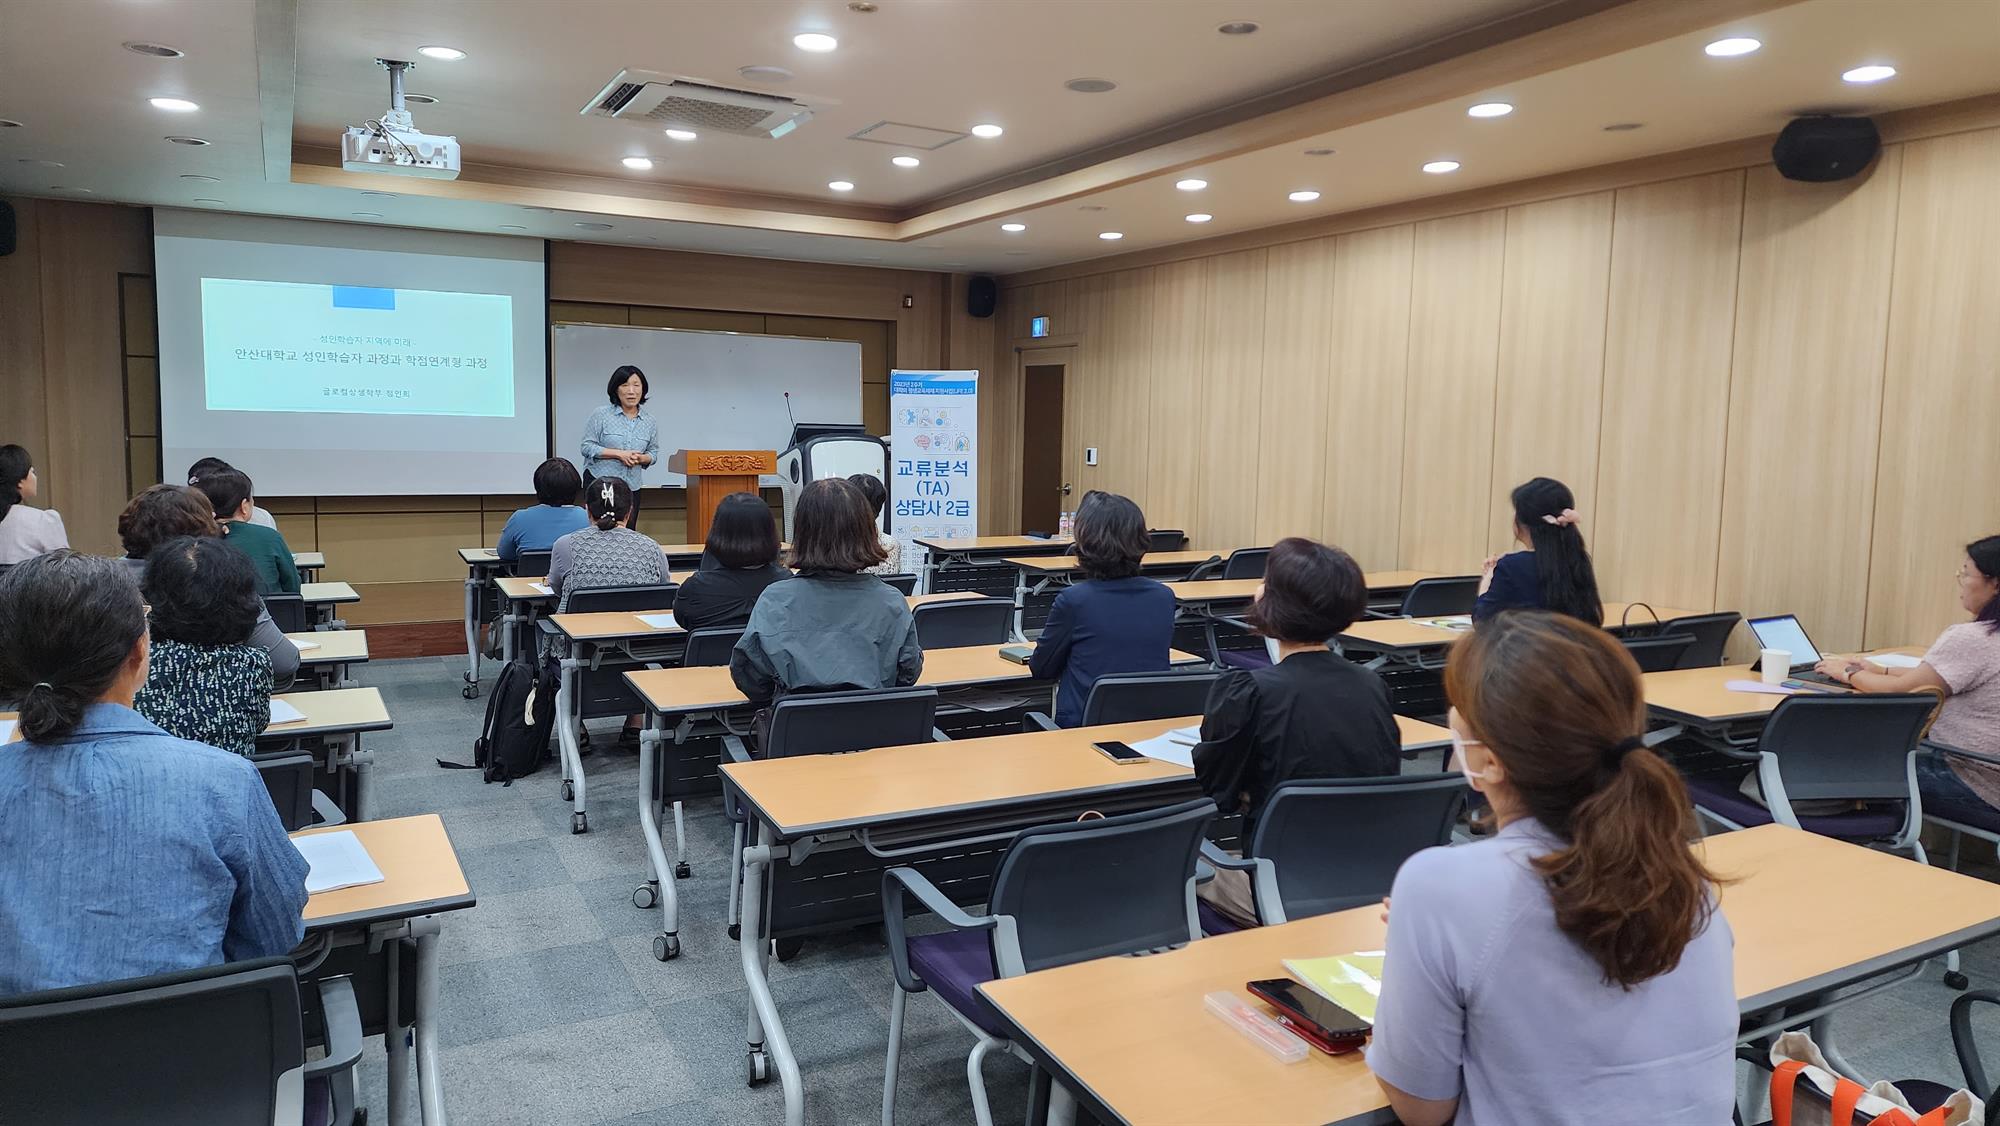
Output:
[673, 493, 791, 631]
[1192, 536, 1401, 927]
[1473, 476, 1603, 626]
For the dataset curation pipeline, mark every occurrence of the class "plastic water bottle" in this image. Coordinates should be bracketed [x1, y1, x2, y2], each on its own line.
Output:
[1058, 510, 1073, 537]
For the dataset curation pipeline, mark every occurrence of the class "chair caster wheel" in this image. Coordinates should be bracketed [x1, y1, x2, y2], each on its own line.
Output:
[571, 812, 588, 834]
[461, 683, 478, 699]
[727, 923, 741, 941]
[747, 1049, 770, 1086]
[1947, 970, 1971, 990]
[633, 883, 657, 909]
[654, 933, 681, 961]
[675, 862, 692, 879]
[774, 936, 805, 962]
[561, 781, 575, 801]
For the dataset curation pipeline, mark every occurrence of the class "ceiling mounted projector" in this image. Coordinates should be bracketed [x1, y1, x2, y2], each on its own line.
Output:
[341, 58, 461, 179]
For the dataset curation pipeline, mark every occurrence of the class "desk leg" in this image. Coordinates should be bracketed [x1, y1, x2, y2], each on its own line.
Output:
[462, 568, 481, 698]
[556, 648, 587, 834]
[351, 733, 373, 822]
[741, 827, 803, 1124]
[636, 716, 682, 961]
[385, 939, 409, 1126]
[1011, 568, 1028, 643]
[502, 603, 522, 665]
[411, 918, 449, 1126]
[919, 546, 936, 595]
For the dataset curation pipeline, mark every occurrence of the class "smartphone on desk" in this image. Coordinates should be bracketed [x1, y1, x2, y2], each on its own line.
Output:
[1093, 740, 1148, 765]
[1245, 978, 1371, 1054]
[998, 644, 1034, 665]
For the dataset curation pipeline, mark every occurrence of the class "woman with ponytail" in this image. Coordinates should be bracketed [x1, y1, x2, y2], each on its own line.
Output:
[1367, 611, 1735, 1125]
[0, 444, 69, 565]
[1474, 476, 1603, 626]
[0, 552, 308, 995]
[545, 477, 672, 746]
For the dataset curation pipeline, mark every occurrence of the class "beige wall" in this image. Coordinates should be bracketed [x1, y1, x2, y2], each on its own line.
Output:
[990, 120, 2000, 651]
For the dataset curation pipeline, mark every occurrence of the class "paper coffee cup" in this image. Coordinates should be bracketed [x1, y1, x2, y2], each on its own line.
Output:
[1760, 649, 1790, 685]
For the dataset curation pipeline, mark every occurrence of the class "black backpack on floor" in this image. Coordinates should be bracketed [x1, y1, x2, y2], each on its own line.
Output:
[439, 656, 553, 785]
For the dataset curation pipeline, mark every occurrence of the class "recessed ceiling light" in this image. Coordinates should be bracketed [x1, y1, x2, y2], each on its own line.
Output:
[1843, 64, 1897, 84]
[179, 173, 219, 181]
[164, 135, 209, 145]
[1078, 204, 1107, 212]
[1602, 122, 1645, 132]
[0, 119, 22, 129]
[1217, 21, 1259, 35]
[1704, 37, 1761, 57]
[1098, 231, 1123, 240]
[149, 97, 199, 112]
[828, 180, 855, 192]
[22, 159, 64, 168]
[123, 41, 185, 58]
[1422, 160, 1461, 174]
[1303, 147, 1336, 157]
[849, 0, 878, 10]
[404, 93, 439, 105]
[416, 45, 466, 61]
[1467, 102, 1513, 118]
[621, 156, 654, 170]
[575, 221, 614, 230]
[664, 128, 697, 141]
[351, 211, 383, 219]
[1176, 178, 1208, 191]
[793, 32, 838, 52]
[739, 65, 793, 84]
[50, 186, 92, 194]
[1287, 190, 1320, 202]
[1185, 213, 1212, 223]
[970, 123, 1004, 139]
[192, 198, 224, 205]
[1065, 78, 1117, 93]
[891, 155, 920, 168]
[1000, 222, 1027, 232]
[360, 190, 395, 199]
[498, 224, 528, 231]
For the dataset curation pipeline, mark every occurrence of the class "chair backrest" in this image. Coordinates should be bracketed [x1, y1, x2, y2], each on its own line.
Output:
[1398, 576, 1479, 617]
[879, 573, 919, 595]
[514, 548, 553, 578]
[1619, 632, 1697, 674]
[1146, 529, 1189, 552]
[566, 583, 677, 614]
[912, 598, 1012, 648]
[0, 957, 303, 1126]
[682, 626, 744, 668]
[765, 686, 939, 759]
[1660, 612, 1742, 668]
[1221, 548, 1269, 580]
[1081, 670, 1221, 726]
[990, 797, 1215, 974]
[1250, 775, 1467, 919]
[252, 751, 319, 832]
[1762, 694, 1938, 802]
[261, 593, 306, 634]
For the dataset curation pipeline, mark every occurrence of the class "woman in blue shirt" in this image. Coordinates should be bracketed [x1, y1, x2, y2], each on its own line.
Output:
[497, 457, 589, 564]
[579, 364, 660, 529]
[1473, 476, 1603, 626]
[0, 551, 309, 996]
[1028, 492, 1175, 726]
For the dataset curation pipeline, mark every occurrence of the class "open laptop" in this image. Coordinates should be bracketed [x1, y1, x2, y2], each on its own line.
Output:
[1746, 614, 1844, 687]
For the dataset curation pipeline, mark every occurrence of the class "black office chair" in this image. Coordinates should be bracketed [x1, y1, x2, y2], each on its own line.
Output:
[1027, 670, 1221, 731]
[1619, 632, 1698, 674]
[1146, 529, 1189, 552]
[879, 573, 920, 595]
[565, 583, 677, 614]
[262, 593, 307, 635]
[513, 548, 553, 578]
[252, 752, 346, 832]
[912, 598, 1012, 649]
[1394, 576, 1479, 617]
[882, 797, 1216, 1126]
[681, 626, 744, 668]
[0, 957, 365, 1126]
[1202, 775, 1466, 930]
[1660, 612, 1741, 668]
[1184, 547, 1270, 582]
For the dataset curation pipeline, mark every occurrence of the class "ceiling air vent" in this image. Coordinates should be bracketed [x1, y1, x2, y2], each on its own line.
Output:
[581, 69, 815, 139]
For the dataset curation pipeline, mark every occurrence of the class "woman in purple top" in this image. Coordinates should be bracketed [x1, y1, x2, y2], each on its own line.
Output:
[1367, 611, 1736, 1126]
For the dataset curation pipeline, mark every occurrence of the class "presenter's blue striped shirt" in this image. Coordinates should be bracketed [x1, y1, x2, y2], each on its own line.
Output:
[580, 404, 660, 490]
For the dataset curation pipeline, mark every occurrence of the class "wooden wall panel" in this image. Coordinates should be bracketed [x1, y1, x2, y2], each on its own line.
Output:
[1398, 211, 1506, 573]
[1489, 192, 1614, 548]
[1320, 224, 1414, 570]
[1194, 250, 1267, 549]
[1716, 154, 1903, 651]
[0, 199, 49, 474]
[1254, 239, 1336, 543]
[1145, 259, 1208, 532]
[1593, 171, 1745, 612]
[1867, 131, 2000, 647]
[945, 276, 1002, 532]
[1066, 273, 1114, 497]
[1095, 269, 1156, 504]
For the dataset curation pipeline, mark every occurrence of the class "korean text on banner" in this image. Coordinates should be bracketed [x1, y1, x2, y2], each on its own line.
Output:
[889, 370, 978, 566]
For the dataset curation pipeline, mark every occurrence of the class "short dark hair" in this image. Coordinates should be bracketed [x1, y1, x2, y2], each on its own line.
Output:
[607, 365, 649, 405]
[143, 536, 263, 646]
[533, 457, 582, 506]
[1970, 534, 2000, 635]
[789, 477, 886, 574]
[186, 456, 233, 483]
[0, 444, 30, 525]
[0, 551, 147, 742]
[193, 468, 254, 520]
[586, 476, 633, 530]
[706, 492, 781, 569]
[847, 473, 887, 518]
[1246, 537, 1367, 642]
[119, 484, 221, 558]
[1073, 492, 1149, 580]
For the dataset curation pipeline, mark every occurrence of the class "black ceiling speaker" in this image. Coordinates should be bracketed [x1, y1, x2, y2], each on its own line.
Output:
[0, 200, 14, 257]
[1772, 115, 1880, 182]
[966, 275, 997, 319]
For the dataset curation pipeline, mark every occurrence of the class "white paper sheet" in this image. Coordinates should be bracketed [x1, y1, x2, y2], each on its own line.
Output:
[1726, 679, 1800, 696]
[637, 612, 676, 629]
[269, 698, 307, 724]
[294, 830, 387, 895]
[1871, 653, 1924, 669]
[1129, 732, 1196, 768]
[0, 719, 16, 744]
[530, 582, 553, 595]
[1166, 725, 1200, 745]
[289, 637, 320, 651]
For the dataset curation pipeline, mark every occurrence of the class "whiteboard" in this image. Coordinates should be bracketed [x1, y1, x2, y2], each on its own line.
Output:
[552, 323, 863, 486]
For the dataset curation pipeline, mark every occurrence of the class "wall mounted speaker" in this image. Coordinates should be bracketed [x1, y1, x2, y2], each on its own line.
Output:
[966, 275, 997, 319]
[1772, 116, 1879, 182]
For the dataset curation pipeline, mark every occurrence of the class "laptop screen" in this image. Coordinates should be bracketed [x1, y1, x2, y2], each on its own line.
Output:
[1748, 615, 1822, 668]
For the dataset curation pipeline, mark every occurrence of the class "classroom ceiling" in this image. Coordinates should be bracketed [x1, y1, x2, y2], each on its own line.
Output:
[1, 0, 1998, 276]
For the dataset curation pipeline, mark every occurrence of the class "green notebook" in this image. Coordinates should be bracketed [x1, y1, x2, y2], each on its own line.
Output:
[1283, 952, 1386, 1024]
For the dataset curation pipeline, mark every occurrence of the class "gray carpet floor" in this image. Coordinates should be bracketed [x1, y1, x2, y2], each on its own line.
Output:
[345, 655, 2000, 1125]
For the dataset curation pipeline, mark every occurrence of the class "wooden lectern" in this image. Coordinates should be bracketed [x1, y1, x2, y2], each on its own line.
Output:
[669, 449, 777, 542]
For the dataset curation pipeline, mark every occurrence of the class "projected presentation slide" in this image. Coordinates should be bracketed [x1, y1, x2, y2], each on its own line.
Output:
[200, 278, 515, 417]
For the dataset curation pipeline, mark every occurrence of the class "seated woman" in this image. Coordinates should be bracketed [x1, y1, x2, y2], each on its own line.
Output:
[116, 484, 298, 690]
[731, 477, 921, 708]
[1474, 476, 1603, 626]
[133, 536, 273, 757]
[0, 551, 309, 996]
[1367, 611, 1735, 1125]
[1815, 534, 2000, 824]
[1192, 537, 1401, 927]
[1028, 492, 1176, 727]
[192, 468, 300, 596]
[497, 457, 588, 564]
[846, 472, 902, 576]
[674, 492, 790, 632]
[547, 477, 672, 613]
[0, 444, 69, 565]
[187, 457, 277, 530]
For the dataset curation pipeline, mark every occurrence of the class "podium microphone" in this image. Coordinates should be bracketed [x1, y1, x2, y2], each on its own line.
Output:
[784, 391, 798, 436]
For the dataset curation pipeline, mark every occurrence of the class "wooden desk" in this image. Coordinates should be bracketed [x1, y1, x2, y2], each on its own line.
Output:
[263, 687, 392, 820]
[300, 580, 359, 605]
[1003, 550, 1222, 576]
[292, 551, 326, 579]
[979, 824, 2000, 1126]
[1163, 573, 1445, 605]
[918, 535, 1072, 554]
[287, 629, 369, 688]
[550, 592, 984, 643]
[1642, 647, 1921, 743]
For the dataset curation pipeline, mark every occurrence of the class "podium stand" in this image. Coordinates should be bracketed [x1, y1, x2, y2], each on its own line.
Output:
[669, 449, 776, 543]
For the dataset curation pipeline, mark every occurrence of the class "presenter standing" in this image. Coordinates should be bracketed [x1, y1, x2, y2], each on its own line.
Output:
[579, 365, 659, 528]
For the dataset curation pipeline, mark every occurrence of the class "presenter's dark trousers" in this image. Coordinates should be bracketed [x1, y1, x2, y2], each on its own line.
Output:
[581, 473, 642, 529]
